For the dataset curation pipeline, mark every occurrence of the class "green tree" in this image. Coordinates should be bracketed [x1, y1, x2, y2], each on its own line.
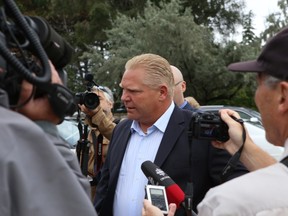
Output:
[15, 0, 115, 92]
[241, 10, 257, 45]
[261, 0, 287, 41]
[180, 0, 246, 35]
[83, 0, 251, 105]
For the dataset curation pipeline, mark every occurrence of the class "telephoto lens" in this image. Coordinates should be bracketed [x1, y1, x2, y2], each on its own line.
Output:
[75, 92, 100, 110]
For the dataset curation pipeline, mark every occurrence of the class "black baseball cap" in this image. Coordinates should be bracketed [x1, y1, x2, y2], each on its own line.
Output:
[228, 27, 288, 80]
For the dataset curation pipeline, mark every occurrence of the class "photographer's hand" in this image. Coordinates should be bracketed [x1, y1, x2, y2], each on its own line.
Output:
[142, 199, 176, 216]
[79, 104, 115, 140]
[16, 61, 62, 124]
[212, 109, 276, 171]
[211, 109, 247, 154]
[79, 104, 101, 118]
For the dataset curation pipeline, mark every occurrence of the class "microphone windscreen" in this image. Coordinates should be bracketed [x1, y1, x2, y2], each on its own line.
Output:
[165, 184, 185, 208]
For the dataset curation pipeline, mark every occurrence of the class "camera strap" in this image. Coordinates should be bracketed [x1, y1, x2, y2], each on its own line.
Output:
[78, 124, 90, 177]
[221, 117, 246, 182]
[91, 130, 103, 174]
[280, 156, 288, 167]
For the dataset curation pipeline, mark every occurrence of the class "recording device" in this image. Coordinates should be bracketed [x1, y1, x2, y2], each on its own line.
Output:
[141, 160, 185, 208]
[75, 73, 100, 110]
[0, 0, 76, 119]
[191, 112, 229, 142]
[146, 185, 169, 214]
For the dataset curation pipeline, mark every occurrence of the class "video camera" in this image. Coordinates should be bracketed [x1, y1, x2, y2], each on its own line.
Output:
[0, 0, 76, 119]
[75, 73, 100, 110]
[190, 112, 229, 142]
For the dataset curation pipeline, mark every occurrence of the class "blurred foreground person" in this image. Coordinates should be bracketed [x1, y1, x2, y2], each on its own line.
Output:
[0, 1, 98, 214]
[0, 62, 97, 216]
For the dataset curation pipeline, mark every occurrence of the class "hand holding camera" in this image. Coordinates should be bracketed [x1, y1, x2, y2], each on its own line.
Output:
[191, 111, 230, 142]
[75, 73, 100, 111]
[210, 109, 251, 155]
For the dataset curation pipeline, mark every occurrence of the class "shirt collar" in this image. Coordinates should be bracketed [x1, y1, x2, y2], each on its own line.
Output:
[179, 100, 188, 109]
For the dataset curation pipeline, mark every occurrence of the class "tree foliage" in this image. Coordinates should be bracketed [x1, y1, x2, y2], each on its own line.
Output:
[13, 0, 261, 108]
[261, 0, 288, 41]
[83, 0, 253, 105]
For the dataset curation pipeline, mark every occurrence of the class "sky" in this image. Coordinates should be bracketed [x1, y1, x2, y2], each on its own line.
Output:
[245, 0, 279, 35]
[229, 0, 279, 41]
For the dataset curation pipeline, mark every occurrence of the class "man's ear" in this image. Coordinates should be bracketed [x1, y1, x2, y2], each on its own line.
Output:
[279, 82, 288, 113]
[108, 100, 113, 109]
[181, 81, 187, 93]
[159, 84, 169, 101]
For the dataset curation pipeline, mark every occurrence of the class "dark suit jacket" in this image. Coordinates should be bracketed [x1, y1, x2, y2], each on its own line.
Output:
[94, 106, 248, 215]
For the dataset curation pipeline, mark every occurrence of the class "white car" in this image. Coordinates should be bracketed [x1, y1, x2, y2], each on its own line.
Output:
[57, 119, 79, 149]
[244, 122, 284, 161]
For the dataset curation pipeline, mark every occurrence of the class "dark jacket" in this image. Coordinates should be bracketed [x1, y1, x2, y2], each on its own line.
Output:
[94, 106, 248, 215]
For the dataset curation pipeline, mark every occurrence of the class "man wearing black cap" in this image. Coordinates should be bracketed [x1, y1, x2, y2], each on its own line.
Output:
[141, 26, 288, 216]
[195, 27, 288, 215]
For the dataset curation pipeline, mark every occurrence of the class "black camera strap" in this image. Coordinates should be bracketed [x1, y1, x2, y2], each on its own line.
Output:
[280, 156, 288, 167]
[91, 130, 103, 174]
[221, 117, 246, 182]
[75, 110, 90, 177]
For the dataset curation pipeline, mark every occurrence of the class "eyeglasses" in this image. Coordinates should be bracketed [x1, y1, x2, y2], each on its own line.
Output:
[174, 81, 183, 86]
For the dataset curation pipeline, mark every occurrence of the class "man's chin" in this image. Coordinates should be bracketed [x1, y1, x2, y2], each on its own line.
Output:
[126, 111, 138, 120]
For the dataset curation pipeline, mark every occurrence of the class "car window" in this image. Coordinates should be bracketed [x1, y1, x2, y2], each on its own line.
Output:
[57, 120, 80, 148]
[237, 111, 251, 120]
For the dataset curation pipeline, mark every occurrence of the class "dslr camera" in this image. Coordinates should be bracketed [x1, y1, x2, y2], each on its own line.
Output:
[75, 73, 100, 110]
[191, 112, 229, 142]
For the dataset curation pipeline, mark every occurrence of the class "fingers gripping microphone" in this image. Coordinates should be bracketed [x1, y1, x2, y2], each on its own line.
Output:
[141, 160, 185, 208]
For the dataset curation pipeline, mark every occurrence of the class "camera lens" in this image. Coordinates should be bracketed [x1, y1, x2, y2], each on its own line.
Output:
[84, 92, 99, 110]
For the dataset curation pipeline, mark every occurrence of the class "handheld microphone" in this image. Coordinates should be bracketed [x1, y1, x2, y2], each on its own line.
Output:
[141, 160, 185, 208]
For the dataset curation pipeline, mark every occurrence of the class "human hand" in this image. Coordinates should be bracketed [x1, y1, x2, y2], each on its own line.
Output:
[142, 199, 176, 216]
[16, 61, 62, 124]
[78, 103, 101, 118]
[211, 109, 253, 155]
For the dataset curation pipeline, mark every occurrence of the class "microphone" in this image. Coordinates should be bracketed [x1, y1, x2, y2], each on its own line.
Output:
[141, 160, 185, 208]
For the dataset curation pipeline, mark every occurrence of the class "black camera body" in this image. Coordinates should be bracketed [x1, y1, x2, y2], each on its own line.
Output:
[191, 112, 229, 142]
[75, 91, 99, 110]
[75, 73, 100, 110]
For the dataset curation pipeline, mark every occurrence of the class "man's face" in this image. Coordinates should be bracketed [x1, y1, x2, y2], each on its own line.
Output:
[120, 67, 162, 124]
[255, 73, 280, 145]
[173, 80, 184, 105]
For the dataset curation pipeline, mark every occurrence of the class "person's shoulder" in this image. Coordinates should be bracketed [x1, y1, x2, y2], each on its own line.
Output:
[0, 106, 42, 132]
[172, 105, 196, 119]
[115, 117, 131, 125]
[0, 107, 56, 160]
[199, 163, 288, 215]
[112, 117, 132, 131]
